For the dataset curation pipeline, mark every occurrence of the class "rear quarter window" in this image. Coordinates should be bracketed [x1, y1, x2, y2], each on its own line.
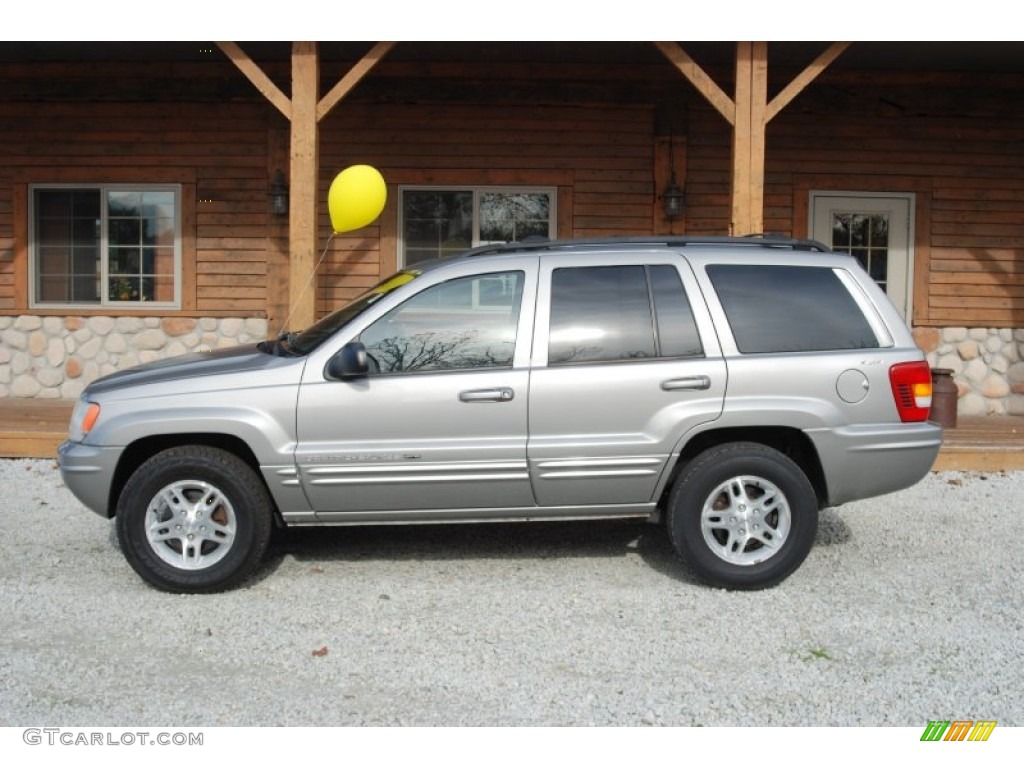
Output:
[706, 264, 880, 353]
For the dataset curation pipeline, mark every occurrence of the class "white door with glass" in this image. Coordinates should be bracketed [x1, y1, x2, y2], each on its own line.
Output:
[810, 193, 913, 320]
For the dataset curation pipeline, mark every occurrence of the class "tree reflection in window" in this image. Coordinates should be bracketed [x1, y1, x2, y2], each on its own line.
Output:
[358, 272, 523, 374]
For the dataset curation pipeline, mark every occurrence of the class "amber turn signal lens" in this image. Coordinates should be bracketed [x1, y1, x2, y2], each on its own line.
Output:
[81, 403, 101, 433]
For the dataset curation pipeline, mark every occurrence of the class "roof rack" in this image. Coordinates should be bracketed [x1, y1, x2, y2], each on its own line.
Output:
[461, 234, 830, 259]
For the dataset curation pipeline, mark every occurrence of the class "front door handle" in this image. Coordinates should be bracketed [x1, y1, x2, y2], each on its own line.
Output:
[661, 376, 711, 391]
[459, 387, 515, 403]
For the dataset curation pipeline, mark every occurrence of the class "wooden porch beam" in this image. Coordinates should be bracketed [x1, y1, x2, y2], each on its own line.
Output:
[215, 41, 292, 120]
[316, 41, 396, 122]
[731, 42, 768, 236]
[766, 41, 851, 123]
[653, 41, 736, 125]
[289, 42, 320, 331]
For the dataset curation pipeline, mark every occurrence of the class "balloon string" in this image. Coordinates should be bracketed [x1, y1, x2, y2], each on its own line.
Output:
[275, 231, 336, 338]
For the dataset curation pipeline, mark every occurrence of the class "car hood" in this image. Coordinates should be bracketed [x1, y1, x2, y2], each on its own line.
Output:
[85, 345, 292, 396]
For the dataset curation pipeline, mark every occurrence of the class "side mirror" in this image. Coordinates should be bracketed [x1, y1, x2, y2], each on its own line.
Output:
[326, 341, 370, 380]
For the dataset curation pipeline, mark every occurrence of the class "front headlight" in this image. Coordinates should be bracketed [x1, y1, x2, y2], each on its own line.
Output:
[68, 397, 101, 443]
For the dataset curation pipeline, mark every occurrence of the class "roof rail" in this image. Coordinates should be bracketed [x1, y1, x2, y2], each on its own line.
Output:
[461, 234, 830, 259]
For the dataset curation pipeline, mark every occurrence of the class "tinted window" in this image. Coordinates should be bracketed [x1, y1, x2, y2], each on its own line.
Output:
[548, 265, 703, 365]
[358, 272, 523, 373]
[707, 265, 880, 353]
[649, 265, 703, 357]
[549, 266, 653, 364]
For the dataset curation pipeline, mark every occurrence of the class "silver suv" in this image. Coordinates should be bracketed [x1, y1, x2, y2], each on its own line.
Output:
[59, 236, 942, 592]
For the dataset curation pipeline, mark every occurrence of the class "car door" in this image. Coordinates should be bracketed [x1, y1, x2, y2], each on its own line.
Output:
[295, 263, 537, 521]
[527, 251, 726, 508]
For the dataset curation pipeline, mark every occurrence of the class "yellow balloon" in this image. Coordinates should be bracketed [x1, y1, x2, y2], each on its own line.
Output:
[328, 165, 387, 233]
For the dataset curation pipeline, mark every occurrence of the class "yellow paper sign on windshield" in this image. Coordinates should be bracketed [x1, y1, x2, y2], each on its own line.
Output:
[373, 271, 419, 295]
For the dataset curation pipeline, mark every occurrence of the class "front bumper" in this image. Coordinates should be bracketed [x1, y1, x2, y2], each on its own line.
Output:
[57, 440, 124, 518]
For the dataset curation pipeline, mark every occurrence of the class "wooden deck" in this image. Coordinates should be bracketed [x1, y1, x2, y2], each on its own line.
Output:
[1, 398, 1022, 471]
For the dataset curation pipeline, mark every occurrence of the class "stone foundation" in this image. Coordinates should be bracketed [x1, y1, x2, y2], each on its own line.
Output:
[0, 316, 269, 399]
[916, 327, 1024, 416]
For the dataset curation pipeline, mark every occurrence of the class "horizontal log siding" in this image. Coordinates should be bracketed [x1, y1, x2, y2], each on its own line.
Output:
[317, 103, 655, 317]
[687, 83, 1024, 326]
[0, 102, 275, 316]
[0, 165, 12, 309]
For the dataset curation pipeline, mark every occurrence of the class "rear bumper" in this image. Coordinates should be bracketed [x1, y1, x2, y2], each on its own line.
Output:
[807, 421, 943, 507]
[57, 440, 123, 518]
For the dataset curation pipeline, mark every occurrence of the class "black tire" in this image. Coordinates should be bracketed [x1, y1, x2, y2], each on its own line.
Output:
[115, 446, 274, 593]
[666, 442, 818, 590]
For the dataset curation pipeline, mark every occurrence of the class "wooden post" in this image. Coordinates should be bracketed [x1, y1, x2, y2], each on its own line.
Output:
[655, 42, 848, 237]
[288, 42, 319, 330]
[730, 42, 768, 236]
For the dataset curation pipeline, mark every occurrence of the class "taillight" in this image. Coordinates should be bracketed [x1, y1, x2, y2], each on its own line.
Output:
[889, 362, 933, 422]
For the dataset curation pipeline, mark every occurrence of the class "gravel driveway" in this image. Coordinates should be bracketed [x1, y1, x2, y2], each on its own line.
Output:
[1, 458, 1021, 727]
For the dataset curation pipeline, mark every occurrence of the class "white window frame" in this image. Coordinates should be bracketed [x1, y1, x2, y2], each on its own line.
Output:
[29, 183, 183, 309]
[398, 185, 557, 268]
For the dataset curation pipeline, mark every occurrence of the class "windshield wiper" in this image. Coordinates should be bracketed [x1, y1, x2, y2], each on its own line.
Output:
[257, 332, 302, 357]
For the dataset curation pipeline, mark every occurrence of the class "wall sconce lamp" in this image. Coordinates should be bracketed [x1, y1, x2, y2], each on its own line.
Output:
[662, 173, 685, 219]
[269, 169, 289, 216]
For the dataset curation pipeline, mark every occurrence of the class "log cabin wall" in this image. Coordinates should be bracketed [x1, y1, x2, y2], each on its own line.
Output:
[1, 49, 1023, 412]
[685, 71, 1024, 330]
[0, 100, 280, 318]
[315, 101, 656, 317]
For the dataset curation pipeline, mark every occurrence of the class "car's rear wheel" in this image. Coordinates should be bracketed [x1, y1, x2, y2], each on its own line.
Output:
[667, 442, 818, 589]
[115, 446, 273, 593]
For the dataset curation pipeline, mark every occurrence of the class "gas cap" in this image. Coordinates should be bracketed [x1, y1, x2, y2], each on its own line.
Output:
[836, 369, 870, 404]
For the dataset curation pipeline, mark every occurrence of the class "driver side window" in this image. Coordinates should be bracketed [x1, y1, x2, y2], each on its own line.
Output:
[357, 271, 524, 374]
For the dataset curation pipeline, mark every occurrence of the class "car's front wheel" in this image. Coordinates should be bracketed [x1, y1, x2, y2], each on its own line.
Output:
[115, 446, 274, 593]
[667, 442, 818, 589]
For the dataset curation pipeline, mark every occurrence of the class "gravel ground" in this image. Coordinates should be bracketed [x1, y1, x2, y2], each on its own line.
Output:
[1, 458, 1021, 727]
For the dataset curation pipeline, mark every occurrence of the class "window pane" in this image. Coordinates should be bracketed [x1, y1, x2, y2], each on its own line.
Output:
[480, 192, 551, 244]
[107, 190, 142, 217]
[34, 189, 101, 305]
[39, 276, 70, 302]
[549, 266, 655, 364]
[109, 218, 140, 246]
[36, 189, 73, 218]
[109, 275, 141, 302]
[109, 247, 140, 274]
[73, 190, 101, 218]
[141, 190, 175, 218]
[143, 218, 175, 247]
[150, 275, 175, 303]
[402, 190, 473, 264]
[649, 265, 703, 357]
[707, 265, 879, 353]
[358, 272, 523, 373]
[37, 217, 71, 246]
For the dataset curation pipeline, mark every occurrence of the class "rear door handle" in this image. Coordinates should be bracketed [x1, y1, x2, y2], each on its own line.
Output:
[661, 376, 711, 391]
[459, 387, 515, 403]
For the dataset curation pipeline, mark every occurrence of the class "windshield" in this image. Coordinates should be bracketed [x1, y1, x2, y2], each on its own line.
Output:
[286, 271, 421, 355]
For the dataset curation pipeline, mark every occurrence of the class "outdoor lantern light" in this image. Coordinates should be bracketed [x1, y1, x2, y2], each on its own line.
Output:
[269, 169, 289, 216]
[663, 174, 684, 219]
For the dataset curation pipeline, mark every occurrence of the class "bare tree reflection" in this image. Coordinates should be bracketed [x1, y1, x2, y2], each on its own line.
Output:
[366, 331, 515, 372]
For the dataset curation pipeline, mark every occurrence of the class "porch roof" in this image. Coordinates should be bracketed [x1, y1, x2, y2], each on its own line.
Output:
[3, 41, 1024, 75]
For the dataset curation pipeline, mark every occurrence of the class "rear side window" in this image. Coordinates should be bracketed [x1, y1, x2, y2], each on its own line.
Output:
[706, 265, 879, 353]
[548, 264, 703, 364]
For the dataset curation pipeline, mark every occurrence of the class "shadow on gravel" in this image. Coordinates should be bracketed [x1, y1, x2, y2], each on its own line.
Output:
[259, 518, 704, 586]
[815, 508, 853, 547]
